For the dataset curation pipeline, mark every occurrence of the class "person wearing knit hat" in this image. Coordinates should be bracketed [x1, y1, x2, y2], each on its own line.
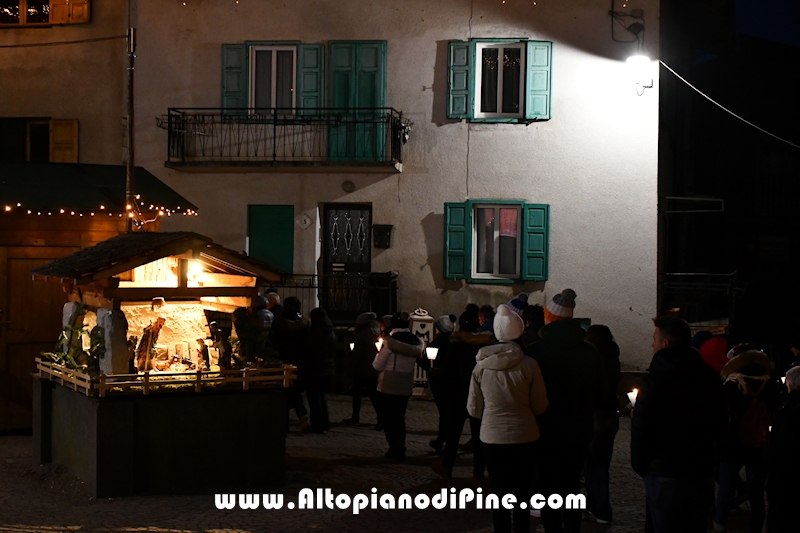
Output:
[435, 314, 457, 335]
[508, 293, 529, 316]
[529, 289, 606, 530]
[493, 304, 525, 342]
[544, 288, 577, 324]
[467, 303, 548, 532]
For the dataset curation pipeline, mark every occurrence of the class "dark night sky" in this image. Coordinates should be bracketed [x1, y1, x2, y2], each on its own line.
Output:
[735, 0, 800, 48]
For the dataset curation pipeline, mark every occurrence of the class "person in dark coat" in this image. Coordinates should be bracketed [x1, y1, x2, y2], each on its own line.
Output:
[767, 366, 800, 532]
[342, 312, 381, 427]
[306, 308, 336, 433]
[583, 324, 621, 525]
[431, 306, 493, 480]
[269, 296, 311, 431]
[521, 304, 545, 354]
[416, 314, 456, 453]
[631, 317, 727, 533]
[530, 289, 605, 532]
[714, 349, 782, 533]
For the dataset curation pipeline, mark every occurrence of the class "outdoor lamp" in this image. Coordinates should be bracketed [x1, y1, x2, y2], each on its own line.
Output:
[426, 347, 439, 360]
[627, 55, 653, 94]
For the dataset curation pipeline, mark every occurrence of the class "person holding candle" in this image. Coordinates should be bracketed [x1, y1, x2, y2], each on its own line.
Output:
[416, 314, 456, 454]
[372, 311, 424, 461]
[431, 305, 493, 480]
[467, 304, 548, 533]
[767, 366, 800, 532]
[631, 316, 727, 533]
[342, 312, 381, 428]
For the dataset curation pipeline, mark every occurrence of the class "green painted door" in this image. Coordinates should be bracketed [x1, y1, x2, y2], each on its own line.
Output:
[248, 205, 294, 274]
[329, 41, 387, 161]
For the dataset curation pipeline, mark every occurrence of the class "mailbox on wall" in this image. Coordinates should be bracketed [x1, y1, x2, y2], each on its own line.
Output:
[372, 224, 393, 249]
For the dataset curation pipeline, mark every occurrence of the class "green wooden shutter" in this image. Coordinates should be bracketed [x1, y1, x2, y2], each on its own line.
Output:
[444, 202, 472, 279]
[297, 44, 324, 112]
[525, 41, 552, 120]
[221, 44, 248, 111]
[248, 205, 294, 274]
[329, 41, 387, 160]
[447, 41, 472, 119]
[521, 203, 549, 281]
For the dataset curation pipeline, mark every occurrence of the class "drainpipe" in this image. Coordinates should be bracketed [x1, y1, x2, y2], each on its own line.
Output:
[125, 14, 136, 231]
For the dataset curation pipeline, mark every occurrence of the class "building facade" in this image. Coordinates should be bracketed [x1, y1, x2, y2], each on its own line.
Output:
[2, 0, 660, 370]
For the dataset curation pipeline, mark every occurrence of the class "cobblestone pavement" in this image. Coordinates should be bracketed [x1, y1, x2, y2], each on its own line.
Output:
[0, 395, 752, 532]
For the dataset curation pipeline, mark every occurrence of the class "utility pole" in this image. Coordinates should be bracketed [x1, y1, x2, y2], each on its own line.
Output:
[125, 19, 136, 231]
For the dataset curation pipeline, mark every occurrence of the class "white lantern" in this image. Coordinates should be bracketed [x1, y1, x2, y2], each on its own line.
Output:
[426, 347, 439, 360]
[409, 308, 435, 345]
[375, 338, 384, 352]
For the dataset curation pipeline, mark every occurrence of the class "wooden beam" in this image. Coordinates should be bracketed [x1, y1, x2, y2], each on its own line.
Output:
[104, 286, 258, 300]
[200, 249, 282, 282]
[89, 237, 208, 282]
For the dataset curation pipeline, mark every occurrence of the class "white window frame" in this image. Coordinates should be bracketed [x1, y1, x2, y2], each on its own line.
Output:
[473, 42, 526, 119]
[248, 45, 297, 111]
[471, 203, 522, 280]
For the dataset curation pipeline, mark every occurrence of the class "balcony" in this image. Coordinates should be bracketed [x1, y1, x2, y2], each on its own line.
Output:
[161, 108, 408, 173]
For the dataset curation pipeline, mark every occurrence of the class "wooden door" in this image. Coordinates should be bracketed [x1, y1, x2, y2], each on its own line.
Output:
[0, 247, 77, 431]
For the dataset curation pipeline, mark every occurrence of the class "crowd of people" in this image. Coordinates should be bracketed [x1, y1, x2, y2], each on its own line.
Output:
[253, 288, 800, 533]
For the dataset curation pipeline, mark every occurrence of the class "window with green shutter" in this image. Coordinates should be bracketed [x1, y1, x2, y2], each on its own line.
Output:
[444, 200, 549, 283]
[220, 41, 324, 113]
[447, 39, 552, 122]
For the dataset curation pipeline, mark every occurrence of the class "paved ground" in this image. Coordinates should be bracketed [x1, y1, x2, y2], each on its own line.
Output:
[0, 395, 753, 532]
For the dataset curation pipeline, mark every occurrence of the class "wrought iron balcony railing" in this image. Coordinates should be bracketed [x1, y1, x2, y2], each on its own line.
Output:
[161, 108, 408, 172]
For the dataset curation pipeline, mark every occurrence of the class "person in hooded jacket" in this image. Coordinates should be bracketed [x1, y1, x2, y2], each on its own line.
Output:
[631, 317, 727, 533]
[529, 289, 606, 532]
[583, 325, 621, 525]
[713, 349, 781, 533]
[306, 308, 336, 433]
[468, 304, 549, 533]
[269, 296, 311, 431]
[342, 312, 381, 427]
[767, 366, 800, 532]
[432, 306, 493, 479]
[372, 312, 424, 461]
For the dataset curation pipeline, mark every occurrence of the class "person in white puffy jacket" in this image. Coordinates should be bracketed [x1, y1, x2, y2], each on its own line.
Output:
[372, 311, 424, 461]
[468, 304, 548, 533]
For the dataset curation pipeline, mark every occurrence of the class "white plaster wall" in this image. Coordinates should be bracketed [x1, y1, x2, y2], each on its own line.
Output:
[5, 0, 657, 369]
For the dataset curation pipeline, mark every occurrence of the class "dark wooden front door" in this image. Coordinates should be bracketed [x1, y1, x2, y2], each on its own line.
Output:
[321, 204, 372, 320]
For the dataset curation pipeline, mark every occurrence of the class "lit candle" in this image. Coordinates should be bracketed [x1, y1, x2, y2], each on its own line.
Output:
[349, 343, 355, 351]
[781, 376, 786, 385]
[426, 347, 439, 360]
[375, 338, 384, 351]
[627, 388, 639, 407]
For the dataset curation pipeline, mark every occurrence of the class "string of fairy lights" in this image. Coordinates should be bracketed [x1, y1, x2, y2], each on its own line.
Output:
[2, 196, 197, 218]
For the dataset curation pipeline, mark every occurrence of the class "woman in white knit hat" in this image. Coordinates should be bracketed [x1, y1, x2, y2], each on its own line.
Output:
[468, 304, 549, 533]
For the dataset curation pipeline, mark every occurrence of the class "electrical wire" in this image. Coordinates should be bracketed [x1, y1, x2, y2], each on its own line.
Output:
[659, 60, 800, 151]
[0, 35, 126, 48]
[465, 0, 474, 199]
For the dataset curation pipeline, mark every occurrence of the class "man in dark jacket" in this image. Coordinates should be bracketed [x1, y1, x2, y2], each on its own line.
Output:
[767, 366, 800, 532]
[530, 291, 605, 532]
[343, 312, 381, 427]
[269, 297, 311, 431]
[306, 308, 336, 433]
[631, 317, 727, 533]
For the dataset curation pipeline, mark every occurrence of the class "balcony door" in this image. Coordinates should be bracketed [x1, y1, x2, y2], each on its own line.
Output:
[321, 204, 372, 319]
[328, 41, 387, 161]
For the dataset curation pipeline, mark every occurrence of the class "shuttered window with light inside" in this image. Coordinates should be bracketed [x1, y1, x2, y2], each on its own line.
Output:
[444, 200, 549, 283]
[448, 39, 552, 122]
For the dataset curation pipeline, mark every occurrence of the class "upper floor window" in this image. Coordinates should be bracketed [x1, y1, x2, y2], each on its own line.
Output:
[0, 0, 89, 26]
[448, 39, 552, 123]
[250, 45, 297, 111]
